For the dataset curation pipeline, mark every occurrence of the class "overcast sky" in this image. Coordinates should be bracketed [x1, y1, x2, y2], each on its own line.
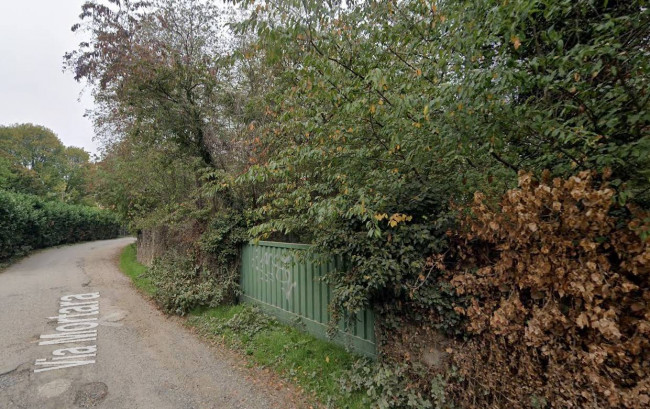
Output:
[0, 0, 98, 155]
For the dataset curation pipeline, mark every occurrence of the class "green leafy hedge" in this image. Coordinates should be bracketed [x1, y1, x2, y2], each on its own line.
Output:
[0, 189, 121, 261]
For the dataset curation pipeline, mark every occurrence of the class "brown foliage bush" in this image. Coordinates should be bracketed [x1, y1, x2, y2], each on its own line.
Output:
[446, 171, 649, 408]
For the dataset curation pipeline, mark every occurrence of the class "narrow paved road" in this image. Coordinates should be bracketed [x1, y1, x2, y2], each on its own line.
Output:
[0, 238, 298, 409]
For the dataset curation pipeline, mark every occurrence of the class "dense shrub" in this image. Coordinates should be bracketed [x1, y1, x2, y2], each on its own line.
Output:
[0, 189, 121, 261]
[236, 0, 650, 329]
[209, 305, 275, 341]
[343, 360, 449, 409]
[147, 249, 238, 315]
[445, 172, 650, 408]
[138, 207, 247, 315]
[67, 0, 649, 406]
[197, 209, 249, 267]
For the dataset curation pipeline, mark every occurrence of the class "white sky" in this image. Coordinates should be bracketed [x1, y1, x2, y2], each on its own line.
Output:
[0, 0, 98, 155]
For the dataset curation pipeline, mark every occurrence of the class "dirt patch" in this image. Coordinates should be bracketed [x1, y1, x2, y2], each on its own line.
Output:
[74, 382, 108, 407]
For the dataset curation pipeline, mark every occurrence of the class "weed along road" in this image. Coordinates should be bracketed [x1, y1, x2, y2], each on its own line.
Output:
[0, 238, 297, 409]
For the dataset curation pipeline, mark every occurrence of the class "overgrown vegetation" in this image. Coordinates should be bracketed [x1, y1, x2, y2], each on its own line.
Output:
[119, 244, 367, 408]
[148, 250, 238, 315]
[445, 171, 649, 408]
[342, 361, 449, 409]
[232, 0, 649, 330]
[0, 189, 121, 261]
[70, 0, 649, 407]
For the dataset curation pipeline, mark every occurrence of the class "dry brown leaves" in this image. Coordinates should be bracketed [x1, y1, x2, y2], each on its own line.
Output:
[446, 171, 650, 408]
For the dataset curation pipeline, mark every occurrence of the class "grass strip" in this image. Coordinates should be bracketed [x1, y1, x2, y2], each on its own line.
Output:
[119, 243, 156, 295]
[188, 305, 367, 408]
[118, 243, 367, 409]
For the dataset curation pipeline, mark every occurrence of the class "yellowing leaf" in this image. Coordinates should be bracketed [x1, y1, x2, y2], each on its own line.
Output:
[510, 35, 521, 50]
[325, 356, 330, 363]
[370, 104, 376, 114]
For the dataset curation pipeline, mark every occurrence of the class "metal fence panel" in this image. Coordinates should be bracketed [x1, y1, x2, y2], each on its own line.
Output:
[240, 241, 376, 358]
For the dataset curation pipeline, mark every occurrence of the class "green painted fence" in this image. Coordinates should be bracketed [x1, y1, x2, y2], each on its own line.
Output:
[240, 241, 376, 358]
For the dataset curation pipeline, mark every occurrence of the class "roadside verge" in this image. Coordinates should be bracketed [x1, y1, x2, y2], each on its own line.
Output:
[118, 243, 367, 409]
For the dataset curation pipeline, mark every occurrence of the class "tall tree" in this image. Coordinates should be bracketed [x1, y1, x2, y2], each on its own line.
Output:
[0, 124, 64, 171]
[66, 0, 234, 168]
[61, 146, 92, 204]
[0, 124, 66, 197]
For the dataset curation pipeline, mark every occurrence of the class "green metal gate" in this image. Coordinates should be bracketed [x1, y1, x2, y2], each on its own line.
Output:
[240, 241, 376, 357]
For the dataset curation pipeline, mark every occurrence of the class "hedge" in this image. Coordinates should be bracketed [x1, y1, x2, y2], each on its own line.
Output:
[0, 189, 122, 261]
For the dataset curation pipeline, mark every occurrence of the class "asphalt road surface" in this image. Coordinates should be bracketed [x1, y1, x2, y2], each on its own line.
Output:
[0, 238, 299, 409]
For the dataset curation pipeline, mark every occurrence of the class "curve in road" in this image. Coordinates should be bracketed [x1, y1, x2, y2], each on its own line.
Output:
[0, 238, 299, 409]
